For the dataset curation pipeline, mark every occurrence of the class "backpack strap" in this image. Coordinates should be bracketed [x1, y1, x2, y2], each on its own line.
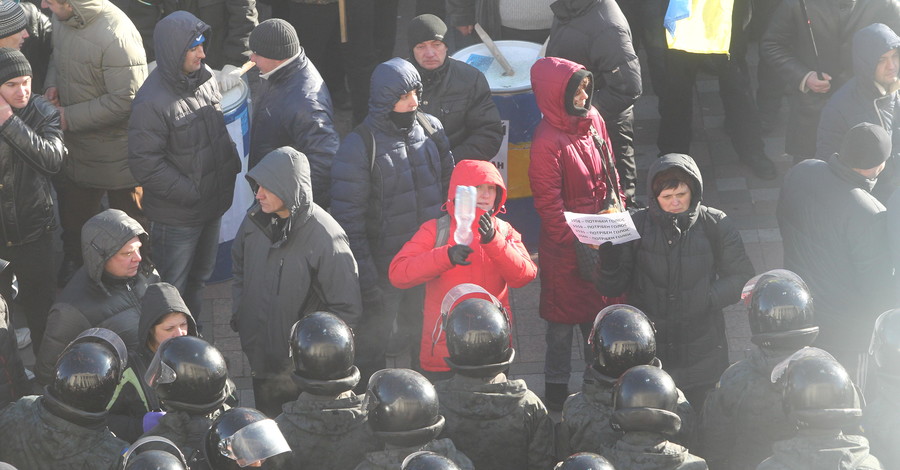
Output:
[434, 214, 452, 248]
[351, 122, 376, 172]
[416, 111, 437, 138]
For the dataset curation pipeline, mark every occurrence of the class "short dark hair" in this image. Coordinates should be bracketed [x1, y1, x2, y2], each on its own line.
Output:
[651, 167, 692, 198]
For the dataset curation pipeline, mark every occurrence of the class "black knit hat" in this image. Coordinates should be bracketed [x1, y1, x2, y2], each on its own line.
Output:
[0, 47, 31, 84]
[0, 1, 25, 40]
[407, 14, 447, 49]
[839, 122, 891, 170]
[249, 19, 299, 61]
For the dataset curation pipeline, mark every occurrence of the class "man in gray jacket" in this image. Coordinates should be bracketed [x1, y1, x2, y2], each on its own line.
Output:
[129, 11, 240, 320]
[42, 0, 147, 287]
[232, 146, 361, 418]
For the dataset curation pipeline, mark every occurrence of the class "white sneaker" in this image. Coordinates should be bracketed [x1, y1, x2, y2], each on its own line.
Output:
[15, 328, 30, 349]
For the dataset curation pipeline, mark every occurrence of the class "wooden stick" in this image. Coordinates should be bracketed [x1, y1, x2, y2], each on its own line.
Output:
[474, 23, 514, 76]
[239, 60, 256, 75]
[339, 0, 348, 43]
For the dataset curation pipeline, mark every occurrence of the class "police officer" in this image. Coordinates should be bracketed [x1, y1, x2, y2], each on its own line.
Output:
[355, 369, 474, 470]
[434, 296, 555, 470]
[0, 328, 129, 469]
[123, 436, 189, 470]
[275, 312, 380, 469]
[861, 310, 900, 469]
[758, 353, 882, 470]
[606, 365, 708, 470]
[558, 304, 694, 457]
[555, 453, 616, 470]
[140, 335, 234, 464]
[200, 407, 291, 469]
[699, 270, 818, 470]
[402, 452, 462, 470]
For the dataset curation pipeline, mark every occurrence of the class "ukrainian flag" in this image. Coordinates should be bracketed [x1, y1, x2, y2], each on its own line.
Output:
[664, 0, 734, 54]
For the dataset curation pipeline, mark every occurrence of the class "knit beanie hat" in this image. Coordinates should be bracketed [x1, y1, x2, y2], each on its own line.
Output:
[0, 1, 25, 40]
[0, 48, 31, 85]
[407, 14, 446, 49]
[249, 19, 299, 61]
[839, 122, 891, 170]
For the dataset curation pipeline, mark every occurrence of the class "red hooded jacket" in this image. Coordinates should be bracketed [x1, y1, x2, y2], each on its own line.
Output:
[389, 160, 537, 372]
[529, 57, 624, 324]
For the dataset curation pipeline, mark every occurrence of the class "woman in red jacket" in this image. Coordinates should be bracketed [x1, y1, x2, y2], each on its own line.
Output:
[528, 57, 625, 410]
[390, 160, 537, 381]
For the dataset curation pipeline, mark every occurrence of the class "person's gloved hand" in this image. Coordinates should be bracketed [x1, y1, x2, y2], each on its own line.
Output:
[143, 411, 166, 432]
[478, 212, 495, 243]
[597, 241, 623, 268]
[216, 64, 243, 92]
[448, 244, 473, 266]
[229, 315, 239, 332]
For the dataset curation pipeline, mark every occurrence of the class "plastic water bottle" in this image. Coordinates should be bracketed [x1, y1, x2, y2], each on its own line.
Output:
[454, 185, 477, 246]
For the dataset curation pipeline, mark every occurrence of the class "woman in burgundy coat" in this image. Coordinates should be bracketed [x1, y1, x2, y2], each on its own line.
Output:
[528, 56, 624, 410]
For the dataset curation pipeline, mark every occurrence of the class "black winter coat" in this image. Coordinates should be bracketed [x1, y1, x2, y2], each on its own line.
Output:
[20, 2, 52, 92]
[777, 156, 894, 354]
[0, 94, 65, 247]
[412, 57, 504, 162]
[128, 12, 240, 227]
[547, 0, 642, 118]
[249, 53, 338, 207]
[330, 58, 454, 292]
[0, 294, 29, 408]
[595, 154, 754, 390]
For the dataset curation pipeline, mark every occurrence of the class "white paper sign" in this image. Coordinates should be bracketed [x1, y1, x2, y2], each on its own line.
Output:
[564, 211, 641, 245]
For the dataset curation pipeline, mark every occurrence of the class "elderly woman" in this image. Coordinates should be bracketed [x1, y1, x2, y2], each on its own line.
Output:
[594, 153, 755, 406]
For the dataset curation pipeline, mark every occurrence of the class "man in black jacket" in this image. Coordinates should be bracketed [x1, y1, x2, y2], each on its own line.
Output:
[128, 11, 241, 321]
[0, 47, 65, 354]
[247, 18, 338, 207]
[406, 14, 503, 162]
[547, 0, 643, 205]
[777, 122, 895, 378]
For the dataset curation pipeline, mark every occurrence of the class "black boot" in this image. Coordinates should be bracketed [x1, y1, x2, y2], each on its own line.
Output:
[544, 382, 569, 412]
[742, 154, 777, 180]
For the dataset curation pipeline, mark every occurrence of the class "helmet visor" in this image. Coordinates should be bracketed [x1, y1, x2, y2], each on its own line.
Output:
[741, 269, 808, 306]
[770, 346, 836, 383]
[219, 419, 290, 467]
[144, 347, 177, 388]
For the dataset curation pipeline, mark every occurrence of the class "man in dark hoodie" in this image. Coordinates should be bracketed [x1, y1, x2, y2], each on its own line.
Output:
[36, 208, 160, 386]
[232, 146, 361, 418]
[128, 10, 241, 321]
[817, 24, 900, 202]
[107, 282, 200, 443]
[699, 270, 818, 470]
[777, 123, 895, 378]
[275, 312, 380, 469]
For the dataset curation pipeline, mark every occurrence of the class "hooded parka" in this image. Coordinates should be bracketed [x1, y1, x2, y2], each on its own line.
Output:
[45, 0, 147, 189]
[36, 209, 159, 385]
[389, 160, 536, 372]
[107, 282, 199, 443]
[232, 147, 361, 378]
[594, 154, 755, 390]
[128, 11, 240, 226]
[330, 57, 454, 295]
[757, 430, 884, 470]
[528, 56, 624, 325]
[434, 374, 555, 470]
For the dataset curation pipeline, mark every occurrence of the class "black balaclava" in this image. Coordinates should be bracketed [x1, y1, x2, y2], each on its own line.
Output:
[565, 69, 593, 117]
[390, 108, 417, 130]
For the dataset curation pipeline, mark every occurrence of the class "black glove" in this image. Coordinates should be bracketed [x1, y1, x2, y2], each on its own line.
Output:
[229, 315, 239, 332]
[597, 241, 623, 268]
[478, 212, 496, 243]
[448, 244, 474, 266]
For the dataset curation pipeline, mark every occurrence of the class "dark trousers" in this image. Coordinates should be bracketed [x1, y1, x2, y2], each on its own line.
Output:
[252, 373, 300, 418]
[0, 232, 54, 354]
[53, 173, 147, 264]
[290, 0, 385, 125]
[658, 48, 766, 161]
[603, 106, 636, 201]
[617, 0, 668, 97]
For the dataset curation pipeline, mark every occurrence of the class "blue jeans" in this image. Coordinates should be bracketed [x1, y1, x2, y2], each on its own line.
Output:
[150, 218, 220, 320]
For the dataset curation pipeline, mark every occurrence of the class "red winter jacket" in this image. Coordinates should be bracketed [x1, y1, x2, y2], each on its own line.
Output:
[389, 160, 537, 372]
[528, 57, 624, 324]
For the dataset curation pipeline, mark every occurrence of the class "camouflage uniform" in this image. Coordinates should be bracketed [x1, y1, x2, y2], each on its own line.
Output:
[139, 409, 223, 464]
[608, 431, 708, 470]
[558, 363, 695, 456]
[275, 392, 381, 469]
[861, 376, 900, 470]
[354, 438, 475, 470]
[699, 348, 797, 470]
[756, 430, 883, 470]
[434, 374, 555, 470]
[0, 396, 127, 469]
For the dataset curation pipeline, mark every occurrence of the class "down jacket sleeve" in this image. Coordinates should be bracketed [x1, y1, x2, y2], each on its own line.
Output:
[286, 103, 338, 208]
[389, 220, 454, 289]
[310, 213, 363, 328]
[480, 220, 538, 288]
[63, 40, 145, 133]
[760, 0, 811, 90]
[705, 208, 755, 311]
[452, 71, 504, 161]
[590, 25, 642, 117]
[529, 134, 575, 246]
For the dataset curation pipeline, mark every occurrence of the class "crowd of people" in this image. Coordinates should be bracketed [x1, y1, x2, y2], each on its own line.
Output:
[0, 0, 896, 468]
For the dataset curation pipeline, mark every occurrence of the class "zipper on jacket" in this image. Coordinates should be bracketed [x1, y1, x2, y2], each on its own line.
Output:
[276, 258, 284, 295]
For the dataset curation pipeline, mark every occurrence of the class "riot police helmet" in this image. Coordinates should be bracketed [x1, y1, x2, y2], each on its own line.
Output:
[611, 365, 682, 435]
[401, 451, 460, 470]
[289, 312, 360, 394]
[144, 335, 231, 413]
[362, 368, 444, 447]
[782, 355, 861, 428]
[869, 309, 900, 378]
[444, 297, 514, 377]
[204, 407, 291, 469]
[47, 328, 126, 413]
[554, 453, 616, 470]
[123, 436, 188, 470]
[589, 304, 656, 378]
[748, 271, 817, 351]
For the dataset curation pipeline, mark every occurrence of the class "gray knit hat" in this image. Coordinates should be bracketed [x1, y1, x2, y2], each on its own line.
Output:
[839, 122, 891, 170]
[0, 48, 31, 84]
[249, 19, 299, 61]
[407, 14, 447, 49]
[0, 1, 25, 40]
